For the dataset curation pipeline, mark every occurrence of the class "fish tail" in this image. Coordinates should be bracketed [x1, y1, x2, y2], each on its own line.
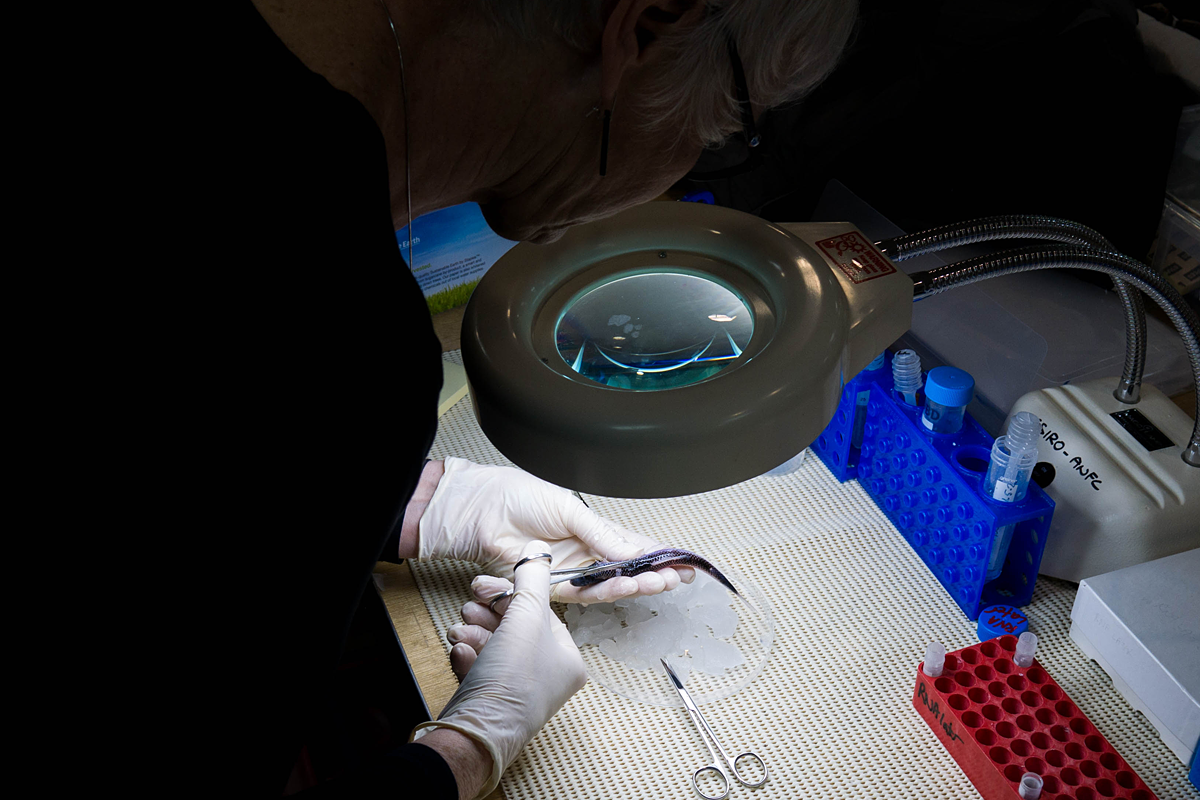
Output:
[649, 549, 741, 597]
[686, 555, 740, 597]
[705, 563, 741, 596]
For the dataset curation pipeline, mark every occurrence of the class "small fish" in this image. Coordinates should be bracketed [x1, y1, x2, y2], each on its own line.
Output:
[570, 548, 740, 595]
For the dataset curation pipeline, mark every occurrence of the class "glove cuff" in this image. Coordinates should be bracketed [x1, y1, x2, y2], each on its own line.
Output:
[411, 720, 503, 800]
[416, 456, 473, 563]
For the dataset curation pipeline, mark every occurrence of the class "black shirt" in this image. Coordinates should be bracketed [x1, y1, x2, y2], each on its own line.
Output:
[187, 3, 448, 795]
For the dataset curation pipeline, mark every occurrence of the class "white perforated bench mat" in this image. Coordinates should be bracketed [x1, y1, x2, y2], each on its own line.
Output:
[409, 352, 1197, 800]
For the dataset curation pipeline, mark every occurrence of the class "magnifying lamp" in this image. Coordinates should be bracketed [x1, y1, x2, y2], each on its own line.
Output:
[462, 202, 913, 498]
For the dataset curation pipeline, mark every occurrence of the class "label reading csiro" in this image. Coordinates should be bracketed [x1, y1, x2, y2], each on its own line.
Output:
[1039, 420, 1103, 492]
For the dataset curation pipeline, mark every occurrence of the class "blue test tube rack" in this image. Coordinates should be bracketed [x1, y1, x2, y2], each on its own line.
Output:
[812, 352, 1055, 620]
[812, 355, 896, 480]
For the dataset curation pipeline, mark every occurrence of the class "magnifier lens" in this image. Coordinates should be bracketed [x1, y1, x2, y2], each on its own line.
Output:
[555, 272, 753, 391]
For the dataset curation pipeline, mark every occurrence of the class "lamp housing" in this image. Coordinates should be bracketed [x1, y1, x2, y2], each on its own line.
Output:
[462, 203, 912, 498]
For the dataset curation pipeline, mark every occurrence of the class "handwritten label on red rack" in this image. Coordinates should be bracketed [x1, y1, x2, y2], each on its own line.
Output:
[916, 681, 964, 744]
[815, 231, 897, 284]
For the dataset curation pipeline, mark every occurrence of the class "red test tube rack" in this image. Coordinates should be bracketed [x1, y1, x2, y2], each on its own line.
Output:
[912, 635, 1158, 800]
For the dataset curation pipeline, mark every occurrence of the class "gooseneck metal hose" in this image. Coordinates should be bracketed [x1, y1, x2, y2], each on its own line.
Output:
[877, 216, 1147, 403]
[908, 246, 1200, 467]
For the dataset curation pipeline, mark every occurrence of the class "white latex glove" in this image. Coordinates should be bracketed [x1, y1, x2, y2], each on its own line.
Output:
[418, 457, 692, 603]
[412, 541, 587, 798]
[443, 574, 559, 678]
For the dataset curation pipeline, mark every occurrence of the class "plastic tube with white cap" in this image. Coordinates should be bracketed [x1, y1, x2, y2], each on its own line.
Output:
[984, 412, 1041, 581]
[1018, 772, 1044, 799]
[1014, 632, 1038, 669]
[923, 642, 946, 677]
[892, 349, 923, 405]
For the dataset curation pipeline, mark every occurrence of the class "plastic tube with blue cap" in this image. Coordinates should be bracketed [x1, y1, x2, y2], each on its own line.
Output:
[921, 367, 975, 435]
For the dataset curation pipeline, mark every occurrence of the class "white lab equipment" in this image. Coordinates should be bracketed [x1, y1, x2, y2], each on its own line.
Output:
[1069, 549, 1200, 767]
[1005, 379, 1200, 581]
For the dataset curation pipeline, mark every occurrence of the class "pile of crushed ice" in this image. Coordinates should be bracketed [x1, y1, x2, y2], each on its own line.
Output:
[564, 577, 744, 684]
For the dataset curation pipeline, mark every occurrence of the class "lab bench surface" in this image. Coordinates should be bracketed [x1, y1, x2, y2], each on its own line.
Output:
[380, 345, 1197, 800]
[380, 518, 1196, 800]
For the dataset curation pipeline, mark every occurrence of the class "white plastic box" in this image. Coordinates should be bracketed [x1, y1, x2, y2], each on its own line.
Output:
[1069, 549, 1200, 766]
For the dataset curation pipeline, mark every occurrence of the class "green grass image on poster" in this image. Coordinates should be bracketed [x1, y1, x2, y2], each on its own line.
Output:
[425, 279, 480, 315]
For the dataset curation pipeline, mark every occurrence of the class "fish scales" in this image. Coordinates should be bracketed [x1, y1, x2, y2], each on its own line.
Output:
[569, 548, 740, 595]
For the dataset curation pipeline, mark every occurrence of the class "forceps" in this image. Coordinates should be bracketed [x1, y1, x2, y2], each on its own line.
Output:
[661, 658, 768, 799]
[486, 557, 625, 611]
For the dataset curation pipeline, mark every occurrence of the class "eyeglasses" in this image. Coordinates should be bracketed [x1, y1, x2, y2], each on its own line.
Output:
[684, 34, 763, 182]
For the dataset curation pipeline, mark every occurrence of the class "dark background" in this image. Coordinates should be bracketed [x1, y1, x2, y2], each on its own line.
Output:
[674, 0, 1198, 262]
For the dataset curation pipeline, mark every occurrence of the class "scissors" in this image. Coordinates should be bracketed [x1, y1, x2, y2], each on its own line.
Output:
[660, 658, 768, 799]
[486, 555, 629, 611]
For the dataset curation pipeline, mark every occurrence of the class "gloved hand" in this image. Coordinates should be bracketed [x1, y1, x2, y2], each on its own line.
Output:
[443, 573, 560, 678]
[418, 457, 692, 603]
[412, 541, 587, 798]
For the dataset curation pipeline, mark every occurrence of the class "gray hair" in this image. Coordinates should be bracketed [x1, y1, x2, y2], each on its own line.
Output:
[478, 1, 859, 147]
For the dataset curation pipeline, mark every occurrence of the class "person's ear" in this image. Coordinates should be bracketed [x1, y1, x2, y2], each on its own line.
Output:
[599, 0, 704, 108]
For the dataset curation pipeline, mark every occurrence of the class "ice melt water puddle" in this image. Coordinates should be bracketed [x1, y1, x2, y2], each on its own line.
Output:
[565, 576, 745, 685]
[564, 563, 773, 706]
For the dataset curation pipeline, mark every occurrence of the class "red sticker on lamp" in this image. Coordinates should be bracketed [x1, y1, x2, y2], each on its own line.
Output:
[815, 231, 897, 284]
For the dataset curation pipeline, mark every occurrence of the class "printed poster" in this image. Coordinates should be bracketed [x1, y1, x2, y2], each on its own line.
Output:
[397, 202, 517, 314]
